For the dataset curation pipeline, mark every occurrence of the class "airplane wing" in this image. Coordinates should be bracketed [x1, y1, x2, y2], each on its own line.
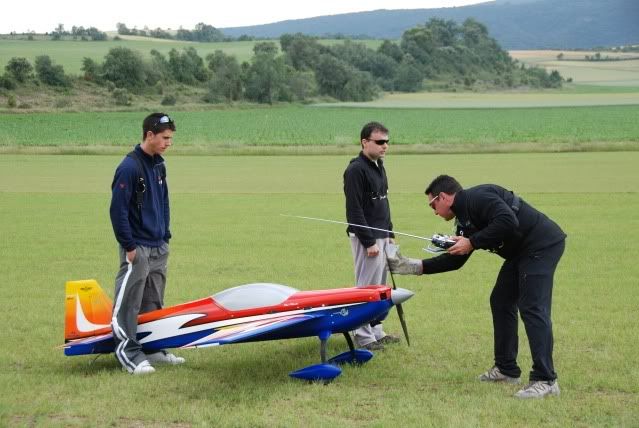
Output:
[183, 313, 321, 348]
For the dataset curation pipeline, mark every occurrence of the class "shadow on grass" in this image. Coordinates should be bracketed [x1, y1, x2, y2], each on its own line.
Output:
[58, 336, 365, 392]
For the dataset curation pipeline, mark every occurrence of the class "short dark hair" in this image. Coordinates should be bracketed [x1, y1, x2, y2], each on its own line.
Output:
[425, 174, 463, 196]
[142, 113, 176, 141]
[360, 121, 389, 141]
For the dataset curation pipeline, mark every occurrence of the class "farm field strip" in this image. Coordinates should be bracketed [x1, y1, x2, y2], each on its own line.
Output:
[1, 105, 638, 150]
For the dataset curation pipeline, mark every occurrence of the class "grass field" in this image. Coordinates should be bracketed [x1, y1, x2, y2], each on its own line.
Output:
[510, 50, 639, 87]
[0, 152, 637, 426]
[329, 50, 639, 109]
[1, 105, 638, 153]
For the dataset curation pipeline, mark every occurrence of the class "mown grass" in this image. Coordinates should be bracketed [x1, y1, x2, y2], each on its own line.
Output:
[322, 90, 639, 109]
[0, 153, 637, 427]
[510, 50, 639, 87]
[1, 105, 638, 154]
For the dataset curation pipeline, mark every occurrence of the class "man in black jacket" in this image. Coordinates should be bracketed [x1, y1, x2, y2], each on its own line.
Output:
[343, 121, 400, 350]
[388, 174, 566, 398]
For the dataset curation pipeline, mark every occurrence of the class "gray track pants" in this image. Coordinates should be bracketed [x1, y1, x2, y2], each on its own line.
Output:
[349, 236, 390, 346]
[111, 243, 169, 372]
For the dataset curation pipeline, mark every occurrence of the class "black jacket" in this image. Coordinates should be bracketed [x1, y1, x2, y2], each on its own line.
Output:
[423, 184, 566, 274]
[343, 152, 394, 248]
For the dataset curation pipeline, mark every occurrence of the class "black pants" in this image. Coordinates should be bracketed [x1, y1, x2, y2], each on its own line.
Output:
[490, 239, 565, 382]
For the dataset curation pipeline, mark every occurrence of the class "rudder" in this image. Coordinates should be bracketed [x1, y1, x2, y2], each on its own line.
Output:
[65, 279, 113, 342]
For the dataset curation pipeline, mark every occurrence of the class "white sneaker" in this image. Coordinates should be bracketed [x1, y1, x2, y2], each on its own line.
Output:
[515, 381, 560, 399]
[146, 351, 186, 365]
[478, 366, 521, 384]
[132, 360, 155, 375]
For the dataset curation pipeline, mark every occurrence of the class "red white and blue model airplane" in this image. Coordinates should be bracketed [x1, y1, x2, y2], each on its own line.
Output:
[64, 279, 413, 381]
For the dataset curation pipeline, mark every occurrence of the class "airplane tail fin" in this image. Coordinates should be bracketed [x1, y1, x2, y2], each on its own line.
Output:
[65, 279, 113, 342]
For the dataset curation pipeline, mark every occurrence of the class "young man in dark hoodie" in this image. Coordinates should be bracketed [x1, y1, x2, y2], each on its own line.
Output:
[109, 113, 184, 375]
[343, 121, 400, 350]
[388, 174, 566, 398]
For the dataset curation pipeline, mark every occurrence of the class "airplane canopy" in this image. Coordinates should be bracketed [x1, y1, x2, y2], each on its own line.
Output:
[213, 283, 299, 311]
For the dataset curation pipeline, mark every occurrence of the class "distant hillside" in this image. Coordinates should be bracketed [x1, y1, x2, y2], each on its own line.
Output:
[221, 0, 639, 49]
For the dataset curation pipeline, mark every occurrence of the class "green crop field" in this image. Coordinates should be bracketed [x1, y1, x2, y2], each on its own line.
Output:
[1, 105, 638, 154]
[0, 152, 637, 426]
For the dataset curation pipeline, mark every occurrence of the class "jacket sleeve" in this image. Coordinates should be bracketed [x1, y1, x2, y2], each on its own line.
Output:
[468, 190, 519, 251]
[422, 252, 471, 274]
[385, 172, 394, 239]
[344, 167, 376, 248]
[163, 176, 171, 243]
[109, 164, 137, 251]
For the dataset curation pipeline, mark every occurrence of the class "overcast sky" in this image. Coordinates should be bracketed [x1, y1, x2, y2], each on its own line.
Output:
[2, 0, 487, 34]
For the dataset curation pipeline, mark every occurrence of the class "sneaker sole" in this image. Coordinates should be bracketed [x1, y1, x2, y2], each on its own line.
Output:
[515, 391, 560, 399]
[479, 377, 521, 384]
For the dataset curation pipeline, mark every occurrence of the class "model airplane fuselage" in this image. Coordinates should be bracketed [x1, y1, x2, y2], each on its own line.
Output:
[64, 280, 413, 381]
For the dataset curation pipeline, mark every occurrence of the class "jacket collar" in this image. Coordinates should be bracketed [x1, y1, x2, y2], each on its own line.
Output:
[135, 144, 164, 165]
[450, 189, 466, 217]
[358, 151, 383, 169]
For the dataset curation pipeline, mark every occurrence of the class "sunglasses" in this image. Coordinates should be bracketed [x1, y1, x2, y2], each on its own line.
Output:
[428, 194, 439, 209]
[367, 138, 389, 146]
[156, 115, 173, 125]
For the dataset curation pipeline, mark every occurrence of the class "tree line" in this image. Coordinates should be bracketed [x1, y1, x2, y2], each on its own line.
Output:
[116, 22, 227, 43]
[1, 18, 563, 107]
[51, 24, 107, 41]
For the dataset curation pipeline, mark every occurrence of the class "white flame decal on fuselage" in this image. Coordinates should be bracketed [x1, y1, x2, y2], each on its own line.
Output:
[135, 302, 366, 346]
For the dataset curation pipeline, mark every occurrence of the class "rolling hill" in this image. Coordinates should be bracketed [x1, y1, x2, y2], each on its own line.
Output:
[220, 0, 639, 49]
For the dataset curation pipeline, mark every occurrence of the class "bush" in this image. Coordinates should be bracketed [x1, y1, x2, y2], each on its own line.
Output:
[5, 57, 33, 83]
[154, 82, 164, 95]
[112, 88, 132, 106]
[0, 74, 17, 90]
[81, 57, 102, 83]
[103, 47, 146, 90]
[35, 55, 71, 87]
[168, 47, 208, 85]
[54, 97, 73, 108]
[7, 93, 16, 108]
[160, 95, 176, 106]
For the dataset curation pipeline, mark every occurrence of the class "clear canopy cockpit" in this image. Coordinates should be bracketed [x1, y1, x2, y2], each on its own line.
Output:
[213, 283, 299, 311]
